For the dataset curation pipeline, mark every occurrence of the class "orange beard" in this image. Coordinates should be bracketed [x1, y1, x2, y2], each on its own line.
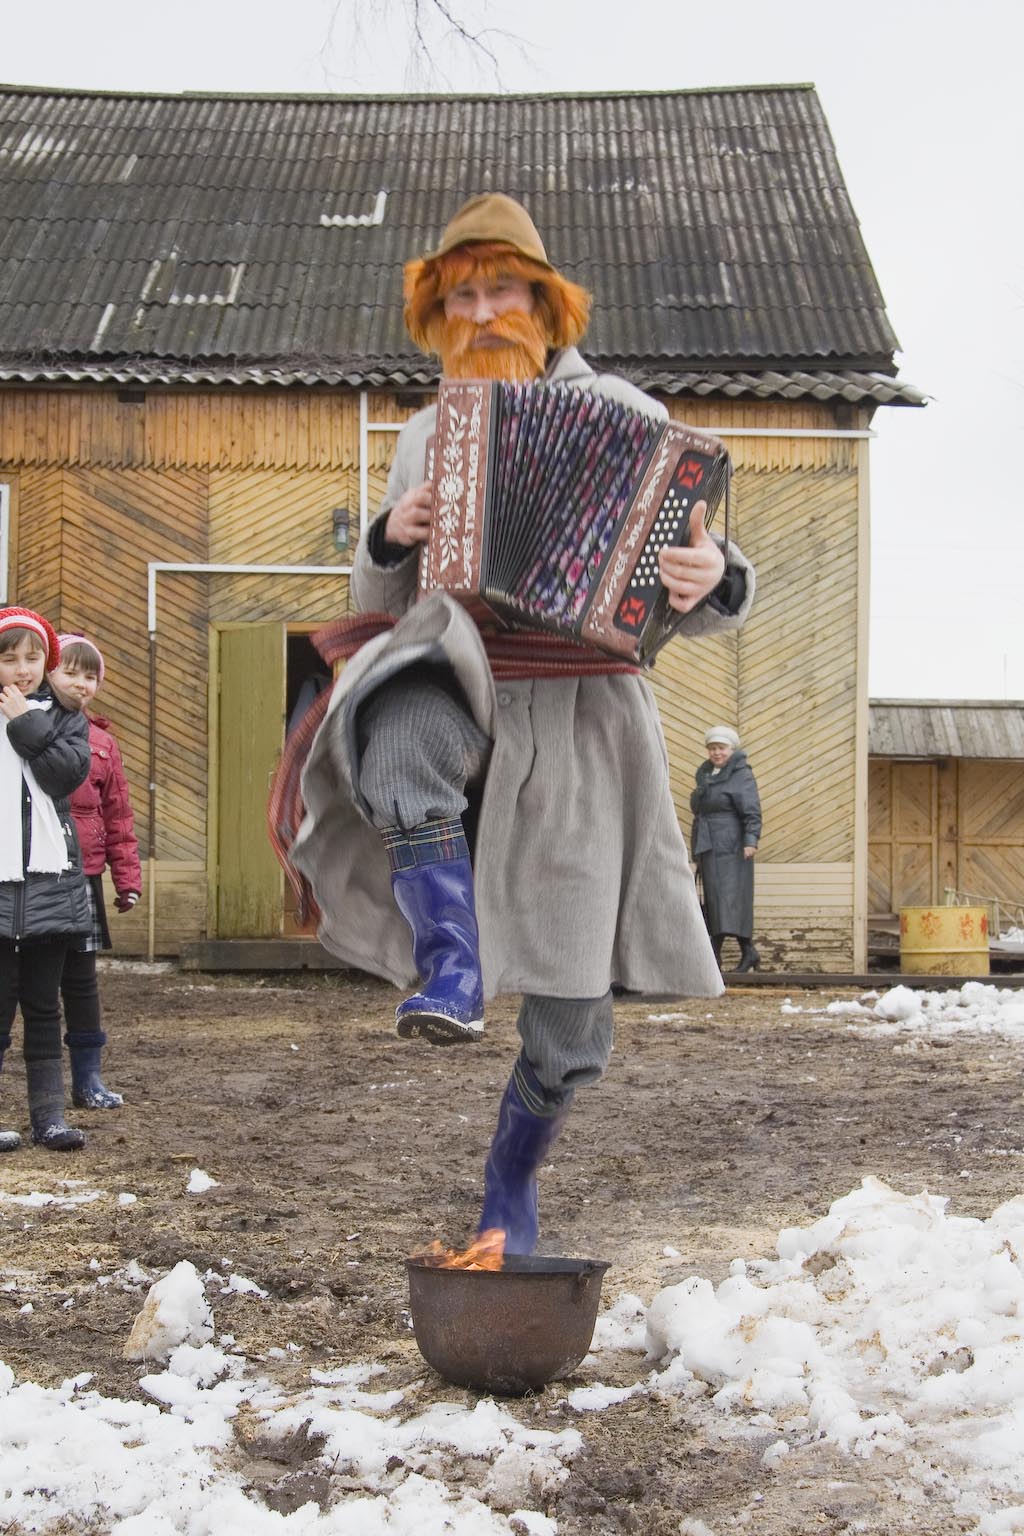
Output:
[439, 312, 548, 383]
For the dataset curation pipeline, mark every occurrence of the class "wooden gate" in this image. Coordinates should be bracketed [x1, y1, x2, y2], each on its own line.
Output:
[870, 757, 1024, 914]
[957, 760, 1024, 904]
[212, 624, 286, 937]
[868, 760, 938, 912]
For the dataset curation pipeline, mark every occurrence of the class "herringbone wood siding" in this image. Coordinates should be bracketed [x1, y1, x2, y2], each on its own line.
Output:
[10, 469, 62, 618]
[654, 455, 860, 969]
[208, 469, 355, 623]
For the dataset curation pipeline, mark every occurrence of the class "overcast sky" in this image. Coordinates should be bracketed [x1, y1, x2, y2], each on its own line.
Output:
[5, 0, 1022, 699]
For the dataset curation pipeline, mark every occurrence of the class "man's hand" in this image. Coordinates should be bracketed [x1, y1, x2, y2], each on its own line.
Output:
[384, 480, 433, 547]
[743, 847, 757, 860]
[658, 503, 726, 614]
[0, 684, 29, 719]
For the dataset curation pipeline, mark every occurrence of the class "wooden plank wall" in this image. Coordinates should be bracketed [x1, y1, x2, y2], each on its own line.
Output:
[3, 386, 864, 966]
[654, 400, 862, 970]
[2, 388, 367, 952]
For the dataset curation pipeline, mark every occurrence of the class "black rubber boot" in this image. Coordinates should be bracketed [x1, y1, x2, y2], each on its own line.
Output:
[27, 1058, 86, 1150]
[736, 939, 761, 973]
[711, 933, 725, 968]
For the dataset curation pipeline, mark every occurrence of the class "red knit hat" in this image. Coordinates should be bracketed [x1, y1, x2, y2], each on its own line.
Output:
[0, 607, 61, 670]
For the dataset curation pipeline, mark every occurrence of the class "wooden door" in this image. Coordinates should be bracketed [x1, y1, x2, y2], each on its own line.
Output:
[868, 760, 938, 912]
[958, 760, 1024, 906]
[214, 624, 286, 937]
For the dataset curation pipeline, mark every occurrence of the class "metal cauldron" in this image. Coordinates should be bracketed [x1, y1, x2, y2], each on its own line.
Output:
[406, 1253, 610, 1396]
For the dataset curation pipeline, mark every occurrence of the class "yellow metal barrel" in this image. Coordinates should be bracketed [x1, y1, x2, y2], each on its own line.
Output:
[899, 905, 990, 976]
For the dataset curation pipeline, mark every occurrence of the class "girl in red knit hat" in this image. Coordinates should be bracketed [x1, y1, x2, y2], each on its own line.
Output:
[49, 633, 141, 1109]
[0, 607, 91, 1150]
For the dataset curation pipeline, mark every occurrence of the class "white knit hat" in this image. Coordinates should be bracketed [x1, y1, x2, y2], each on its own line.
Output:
[705, 725, 740, 749]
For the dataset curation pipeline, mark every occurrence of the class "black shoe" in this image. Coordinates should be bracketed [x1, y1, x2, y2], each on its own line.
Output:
[736, 942, 761, 973]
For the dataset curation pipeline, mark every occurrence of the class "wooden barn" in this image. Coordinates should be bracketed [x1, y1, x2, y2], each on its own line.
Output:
[868, 699, 1024, 948]
[0, 84, 923, 970]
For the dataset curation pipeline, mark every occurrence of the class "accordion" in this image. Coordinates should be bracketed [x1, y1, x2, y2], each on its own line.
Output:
[418, 379, 731, 666]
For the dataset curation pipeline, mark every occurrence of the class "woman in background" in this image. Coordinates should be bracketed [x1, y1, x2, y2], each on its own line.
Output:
[691, 725, 762, 973]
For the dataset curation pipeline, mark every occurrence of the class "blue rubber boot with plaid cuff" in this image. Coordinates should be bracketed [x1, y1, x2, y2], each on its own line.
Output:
[386, 818, 484, 1045]
[69, 1044, 124, 1109]
[478, 1053, 570, 1255]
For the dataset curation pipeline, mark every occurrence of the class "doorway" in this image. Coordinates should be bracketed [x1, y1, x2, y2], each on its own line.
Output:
[213, 623, 333, 939]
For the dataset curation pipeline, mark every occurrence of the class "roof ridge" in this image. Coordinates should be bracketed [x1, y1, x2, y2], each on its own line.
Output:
[0, 81, 817, 104]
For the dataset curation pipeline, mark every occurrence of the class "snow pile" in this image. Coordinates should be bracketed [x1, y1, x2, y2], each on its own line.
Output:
[0, 1347, 578, 1534]
[186, 1167, 219, 1194]
[6, 1174, 1024, 1530]
[782, 982, 1024, 1042]
[0, 1180, 103, 1210]
[637, 1177, 1024, 1527]
[123, 1260, 214, 1361]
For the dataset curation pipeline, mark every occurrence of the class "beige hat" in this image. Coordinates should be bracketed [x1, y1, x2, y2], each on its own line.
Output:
[705, 725, 741, 749]
[403, 193, 591, 355]
[423, 192, 554, 269]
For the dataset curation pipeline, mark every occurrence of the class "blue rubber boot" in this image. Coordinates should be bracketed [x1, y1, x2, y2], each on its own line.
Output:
[479, 1054, 570, 1256]
[69, 1045, 124, 1109]
[387, 819, 484, 1045]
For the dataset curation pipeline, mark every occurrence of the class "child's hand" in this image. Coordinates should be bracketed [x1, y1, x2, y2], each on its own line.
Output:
[0, 684, 30, 719]
[115, 890, 141, 913]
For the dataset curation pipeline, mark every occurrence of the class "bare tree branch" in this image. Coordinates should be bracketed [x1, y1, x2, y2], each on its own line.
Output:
[314, 0, 532, 92]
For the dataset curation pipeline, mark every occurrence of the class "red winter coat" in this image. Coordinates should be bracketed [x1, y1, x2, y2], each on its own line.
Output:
[69, 713, 142, 894]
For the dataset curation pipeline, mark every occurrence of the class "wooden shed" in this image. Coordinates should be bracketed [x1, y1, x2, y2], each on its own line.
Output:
[869, 699, 1024, 938]
[0, 84, 923, 970]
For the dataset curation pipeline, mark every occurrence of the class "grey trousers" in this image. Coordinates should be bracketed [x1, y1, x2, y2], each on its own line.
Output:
[356, 666, 615, 1102]
[357, 665, 490, 832]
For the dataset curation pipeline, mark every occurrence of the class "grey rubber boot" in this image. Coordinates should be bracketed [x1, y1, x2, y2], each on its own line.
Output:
[27, 1058, 86, 1150]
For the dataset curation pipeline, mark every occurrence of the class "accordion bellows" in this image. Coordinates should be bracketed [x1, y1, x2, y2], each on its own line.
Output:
[419, 380, 731, 665]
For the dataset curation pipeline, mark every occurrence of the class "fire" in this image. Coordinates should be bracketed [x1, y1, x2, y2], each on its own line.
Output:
[412, 1228, 506, 1271]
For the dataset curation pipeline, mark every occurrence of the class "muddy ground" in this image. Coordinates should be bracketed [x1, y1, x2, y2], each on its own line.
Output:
[1, 965, 1022, 1534]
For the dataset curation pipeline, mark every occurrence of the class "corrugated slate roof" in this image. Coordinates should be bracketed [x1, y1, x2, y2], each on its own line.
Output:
[0, 84, 920, 399]
[869, 701, 1024, 759]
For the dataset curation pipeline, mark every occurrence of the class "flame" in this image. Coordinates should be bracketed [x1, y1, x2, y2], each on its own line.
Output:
[412, 1228, 506, 1271]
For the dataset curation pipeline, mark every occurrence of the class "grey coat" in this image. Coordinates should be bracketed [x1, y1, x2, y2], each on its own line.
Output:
[690, 750, 762, 939]
[290, 347, 756, 1000]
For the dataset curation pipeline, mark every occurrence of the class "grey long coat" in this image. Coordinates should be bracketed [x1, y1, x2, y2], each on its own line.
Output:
[290, 347, 755, 1000]
[690, 750, 762, 939]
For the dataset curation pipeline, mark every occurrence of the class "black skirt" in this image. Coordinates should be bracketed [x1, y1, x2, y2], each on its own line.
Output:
[78, 874, 112, 953]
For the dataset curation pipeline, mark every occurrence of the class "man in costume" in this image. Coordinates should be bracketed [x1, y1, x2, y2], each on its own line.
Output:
[287, 193, 754, 1254]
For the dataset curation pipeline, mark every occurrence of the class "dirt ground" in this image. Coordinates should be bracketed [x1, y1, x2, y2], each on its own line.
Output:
[1, 965, 1022, 1534]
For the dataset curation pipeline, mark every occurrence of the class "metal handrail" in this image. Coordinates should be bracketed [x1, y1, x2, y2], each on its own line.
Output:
[943, 887, 1024, 938]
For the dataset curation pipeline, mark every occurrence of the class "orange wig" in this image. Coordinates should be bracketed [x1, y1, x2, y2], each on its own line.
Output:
[403, 243, 592, 359]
